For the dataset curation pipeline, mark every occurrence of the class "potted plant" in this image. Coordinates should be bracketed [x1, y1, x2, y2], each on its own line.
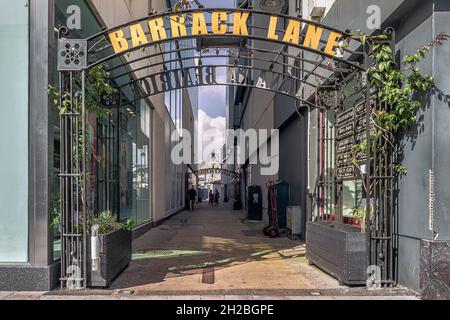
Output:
[81, 211, 135, 288]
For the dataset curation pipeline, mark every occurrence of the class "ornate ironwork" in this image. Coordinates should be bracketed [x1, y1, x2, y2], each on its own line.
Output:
[57, 39, 88, 71]
[190, 168, 240, 180]
[55, 6, 380, 291]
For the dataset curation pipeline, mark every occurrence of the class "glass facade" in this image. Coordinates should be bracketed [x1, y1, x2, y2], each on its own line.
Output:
[163, 2, 198, 214]
[0, 0, 29, 263]
[51, 0, 153, 261]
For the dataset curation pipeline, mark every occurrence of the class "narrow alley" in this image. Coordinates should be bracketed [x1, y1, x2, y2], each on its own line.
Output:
[1, 204, 419, 300]
[103, 205, 415, 299]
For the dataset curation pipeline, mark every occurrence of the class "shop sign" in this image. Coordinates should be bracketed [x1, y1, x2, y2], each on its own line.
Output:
[108, 10, 343, 57]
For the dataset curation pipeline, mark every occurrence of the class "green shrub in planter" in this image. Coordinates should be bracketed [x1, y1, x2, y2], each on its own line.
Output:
[80, 211, 135, 288]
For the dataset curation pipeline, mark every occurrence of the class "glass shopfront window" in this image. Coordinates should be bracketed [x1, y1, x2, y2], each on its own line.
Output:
[51, 0, 153, 261]
[0, 0, 29, 263]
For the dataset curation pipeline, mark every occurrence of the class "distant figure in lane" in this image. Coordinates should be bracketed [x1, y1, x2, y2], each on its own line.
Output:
[209, 190, 214, 206]
[214, 190, 220, 206]
[188, 186, 197, 212]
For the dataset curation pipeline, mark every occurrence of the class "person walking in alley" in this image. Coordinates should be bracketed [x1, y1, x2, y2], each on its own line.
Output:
[188, 186, 197, 212]
[209, 190, 214, 206]
[214, 190, 220, 206]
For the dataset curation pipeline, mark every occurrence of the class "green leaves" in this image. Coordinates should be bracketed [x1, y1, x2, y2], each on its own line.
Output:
[349, 31, 447, 179]
[48, 64, 116, 118]
[79, 211, 135, 235]
[363, 32, 443, 133]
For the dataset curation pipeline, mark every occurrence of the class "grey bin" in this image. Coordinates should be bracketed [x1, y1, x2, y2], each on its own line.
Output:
[247, 185, 263, 220]
[87, 229, 132, 288]
[306, 221, 367, 286]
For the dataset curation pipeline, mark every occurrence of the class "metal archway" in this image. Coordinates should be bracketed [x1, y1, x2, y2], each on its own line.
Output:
[56, 7, 394, 290]
[190, 167, 240, 180]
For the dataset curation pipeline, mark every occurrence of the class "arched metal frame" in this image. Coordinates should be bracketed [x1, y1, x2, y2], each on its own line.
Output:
[56, 7, 394, 290]
[189, 168, 240, 181]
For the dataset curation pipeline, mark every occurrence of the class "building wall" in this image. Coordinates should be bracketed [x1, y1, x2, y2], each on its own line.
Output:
[91, 0, 196, 223]
[310, 0, 450, 294]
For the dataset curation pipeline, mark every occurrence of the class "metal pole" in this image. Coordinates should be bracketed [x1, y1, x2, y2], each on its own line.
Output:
[364, 42, 372, 276]
[82, 70, 87, 289]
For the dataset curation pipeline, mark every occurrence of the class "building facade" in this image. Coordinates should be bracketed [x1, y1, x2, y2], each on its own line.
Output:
[0, 0, 197, 291]
[229, 0, 450, 297]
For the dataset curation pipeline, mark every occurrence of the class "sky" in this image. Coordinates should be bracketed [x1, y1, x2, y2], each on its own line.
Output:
[195, 0, 237, 160]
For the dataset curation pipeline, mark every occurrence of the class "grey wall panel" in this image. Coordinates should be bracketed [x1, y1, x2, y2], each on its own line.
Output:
[279, 115, 308, 210]
[432, 12, 450, 240]
[395, 15, 434, 240]
[397, 236, 421, 292]
[274, 94, 297, 129]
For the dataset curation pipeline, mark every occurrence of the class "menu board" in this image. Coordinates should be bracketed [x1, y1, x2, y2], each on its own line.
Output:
[336, 99, 376, 180]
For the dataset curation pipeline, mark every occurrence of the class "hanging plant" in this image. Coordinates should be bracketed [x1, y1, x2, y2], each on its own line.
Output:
[347, 31, 449, 167]
[48, 63, 117, 118]
[345, 31, 448, 225]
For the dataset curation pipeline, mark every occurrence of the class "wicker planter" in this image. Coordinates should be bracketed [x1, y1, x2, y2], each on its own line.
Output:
[306, 221, 367, 285]
[87, 229, 132, 288]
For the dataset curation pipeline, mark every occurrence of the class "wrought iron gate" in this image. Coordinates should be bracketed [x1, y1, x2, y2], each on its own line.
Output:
[55, 7, 373, 290]
[314, 31, 396, 286]
[58, 71, 88, 289]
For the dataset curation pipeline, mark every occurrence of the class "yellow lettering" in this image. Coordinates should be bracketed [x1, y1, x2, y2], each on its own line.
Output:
[282, 20, 301, 45]
[129, 23, 148, 48]
[212, 11, 228, 34]
[108, 29, 129, 54]
[325, 31, 342, 56]
[192, 12, 208, 35]
[148, 17, 167, 41]
[170, 14, 187, 38]
[233, 12, 249, 36]
[303, 25, 323, 50]
[267, 16, 279, 40]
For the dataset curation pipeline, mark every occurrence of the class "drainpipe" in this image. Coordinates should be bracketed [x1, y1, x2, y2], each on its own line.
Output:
[307, 105, 311, 192]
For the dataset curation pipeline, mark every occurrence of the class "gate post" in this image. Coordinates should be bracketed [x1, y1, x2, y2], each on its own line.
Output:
[57, 30, 88, 290]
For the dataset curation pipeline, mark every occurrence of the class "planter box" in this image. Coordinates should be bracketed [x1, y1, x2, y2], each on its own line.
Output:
[87, 229, 132, 288]
[306, 221, 367, 285]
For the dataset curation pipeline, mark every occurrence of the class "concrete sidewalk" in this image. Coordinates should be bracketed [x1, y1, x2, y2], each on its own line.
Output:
[0, 205, 419, 300]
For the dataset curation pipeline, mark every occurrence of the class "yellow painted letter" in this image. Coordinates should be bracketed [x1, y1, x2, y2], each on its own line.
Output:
[325, 31, 342, 56]
[170, 14, 187, 38]
[148, 17, 167, 41]
[212, 12, 227, 34]
[130, 23, 148, 48]
[267, 16, 279, 40]
[282, 20, 301, 45]
[233, 12, 249, 36]
[303, 25, 323, 50]
[109, 29, 129, 54]
[192, 12, 208, 35]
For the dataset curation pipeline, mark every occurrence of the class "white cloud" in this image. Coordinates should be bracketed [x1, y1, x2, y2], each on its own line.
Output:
[197, 109, 226, 162]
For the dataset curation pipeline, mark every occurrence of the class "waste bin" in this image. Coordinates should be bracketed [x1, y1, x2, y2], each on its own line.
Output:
[267, 181, 290, 230]
[247, 185, 263, 220]
[275, 181, 289, 230]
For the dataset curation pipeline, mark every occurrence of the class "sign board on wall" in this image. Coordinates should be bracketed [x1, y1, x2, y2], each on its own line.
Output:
[336, 99, 376, 180]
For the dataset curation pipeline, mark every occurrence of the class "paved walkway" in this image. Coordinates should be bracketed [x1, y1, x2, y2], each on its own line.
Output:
[0, 204, 419, 300]
[112, 204, 340, 293]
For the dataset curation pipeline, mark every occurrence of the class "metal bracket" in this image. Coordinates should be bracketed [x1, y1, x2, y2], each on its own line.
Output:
[58, 39, 88, 71]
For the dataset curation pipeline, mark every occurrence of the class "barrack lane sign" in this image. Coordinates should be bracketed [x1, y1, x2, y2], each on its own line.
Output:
[108, 10, 343, 57]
